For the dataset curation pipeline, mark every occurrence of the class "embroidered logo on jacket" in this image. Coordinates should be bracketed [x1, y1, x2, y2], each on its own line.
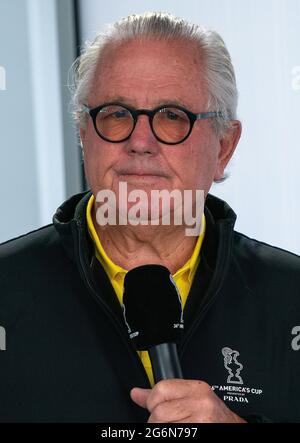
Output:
[211, 346, 263, 405]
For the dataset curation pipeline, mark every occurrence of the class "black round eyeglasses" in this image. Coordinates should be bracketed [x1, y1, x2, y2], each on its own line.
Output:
[83, 102, 223, 145]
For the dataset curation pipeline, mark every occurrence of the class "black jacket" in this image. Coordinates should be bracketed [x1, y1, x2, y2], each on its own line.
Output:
[0, 191, 299, 423]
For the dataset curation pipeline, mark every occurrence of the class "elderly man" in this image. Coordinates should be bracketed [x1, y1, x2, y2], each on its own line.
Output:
[0, 12, 300, 423]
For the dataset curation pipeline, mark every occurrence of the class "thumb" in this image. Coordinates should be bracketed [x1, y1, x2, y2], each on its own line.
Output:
[130, 387, 152, 409]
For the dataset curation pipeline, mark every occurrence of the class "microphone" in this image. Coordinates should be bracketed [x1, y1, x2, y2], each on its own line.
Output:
[123, 265, 184, 383]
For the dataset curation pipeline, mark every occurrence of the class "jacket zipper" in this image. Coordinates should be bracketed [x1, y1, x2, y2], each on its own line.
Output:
[74, 221, 151, 387]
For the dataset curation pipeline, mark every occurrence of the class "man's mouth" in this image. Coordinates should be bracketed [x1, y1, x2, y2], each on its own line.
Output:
[116, 167, 168, 179]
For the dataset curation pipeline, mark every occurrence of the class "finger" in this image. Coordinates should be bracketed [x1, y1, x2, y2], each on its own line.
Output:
[147, 399, 191, 423]
[130, 387, 152, 408]
[147, 379, 207, 412]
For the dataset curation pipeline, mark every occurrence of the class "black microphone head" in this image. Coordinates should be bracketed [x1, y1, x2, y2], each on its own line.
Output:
[122, 265, 184, 350]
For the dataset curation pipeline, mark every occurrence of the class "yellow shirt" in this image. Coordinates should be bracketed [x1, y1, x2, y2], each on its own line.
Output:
[86, 195, 206, 386]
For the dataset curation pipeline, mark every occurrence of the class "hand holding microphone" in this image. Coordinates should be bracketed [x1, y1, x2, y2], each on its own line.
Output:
[123, 265, 246, 423]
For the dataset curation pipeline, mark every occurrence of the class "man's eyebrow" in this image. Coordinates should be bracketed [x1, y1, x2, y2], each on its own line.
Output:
[102, 96, 132, 104]
[156, 99, 188, 108]
[100, 96, 189, 108]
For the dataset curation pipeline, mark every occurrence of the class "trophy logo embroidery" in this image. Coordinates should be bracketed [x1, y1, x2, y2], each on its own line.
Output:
[222, 347, 243, 384]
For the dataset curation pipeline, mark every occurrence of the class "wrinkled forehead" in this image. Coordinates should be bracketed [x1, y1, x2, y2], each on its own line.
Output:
[88, 37, 208, 109]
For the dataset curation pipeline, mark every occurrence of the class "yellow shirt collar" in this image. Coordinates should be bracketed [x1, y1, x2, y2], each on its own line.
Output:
[86, 195, 126, 281]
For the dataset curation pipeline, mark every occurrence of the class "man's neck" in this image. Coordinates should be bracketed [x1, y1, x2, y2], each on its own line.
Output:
[92, 212, 198, 274]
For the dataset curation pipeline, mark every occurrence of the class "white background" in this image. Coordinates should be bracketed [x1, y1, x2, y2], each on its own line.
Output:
[0, 0, 80, 244]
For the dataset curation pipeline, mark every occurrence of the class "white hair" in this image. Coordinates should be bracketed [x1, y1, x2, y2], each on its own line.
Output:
[70, 12, 238, 136]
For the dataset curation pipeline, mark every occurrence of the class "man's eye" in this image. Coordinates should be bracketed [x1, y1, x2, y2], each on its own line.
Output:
[166, 111, 179, 120]
[112, 110, 128, 119]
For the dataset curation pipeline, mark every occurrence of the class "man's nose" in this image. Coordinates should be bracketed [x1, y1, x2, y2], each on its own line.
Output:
[124, 115, 159, 155]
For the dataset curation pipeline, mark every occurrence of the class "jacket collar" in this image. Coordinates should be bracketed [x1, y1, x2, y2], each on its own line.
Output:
[52, 190, 237, 268]
[53, 191, 236, 268]
[52, 191, 92, 263]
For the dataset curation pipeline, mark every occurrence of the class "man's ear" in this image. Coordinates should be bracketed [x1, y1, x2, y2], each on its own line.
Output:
[80, 127, 85, 146]
[214, 120, 242, 181]
[79, 128, 86, 154]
